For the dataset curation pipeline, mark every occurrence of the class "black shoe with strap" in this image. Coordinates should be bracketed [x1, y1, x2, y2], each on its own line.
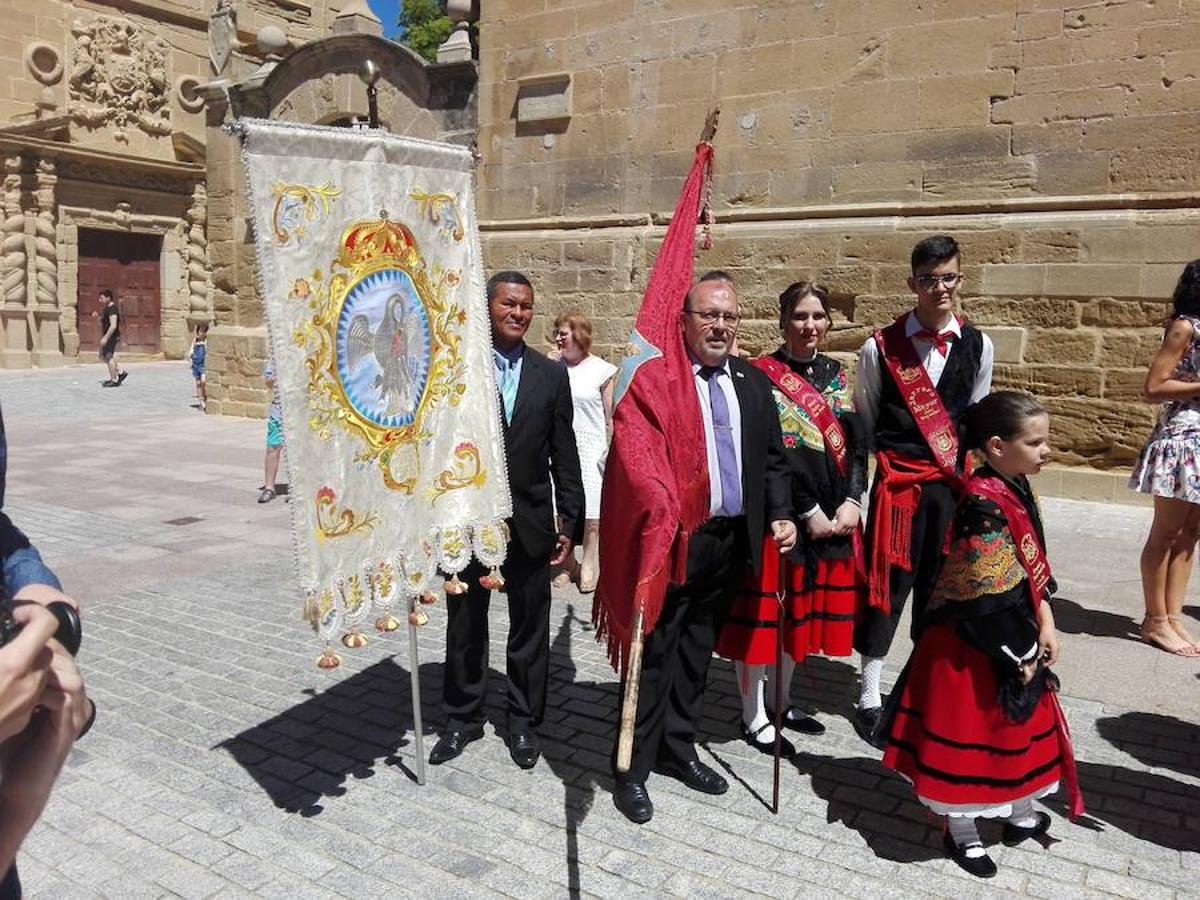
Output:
[943, 832, 997, 879]
[1002, 811, 1052, 846]
[741, 720, 796, 758]
[853, 705, 884, 748]
[775, 705, 826, 736]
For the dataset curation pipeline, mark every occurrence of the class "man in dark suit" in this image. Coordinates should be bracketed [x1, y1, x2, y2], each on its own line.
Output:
[612, 271, 797, 824]
[430, 271, 584, 770]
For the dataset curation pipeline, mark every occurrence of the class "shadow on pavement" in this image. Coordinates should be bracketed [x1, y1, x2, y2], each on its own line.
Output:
[1095, 711, 1200, 780]
[218, 657, 437, 816]
[1042, 761, 1200, 852]
[542, 603, 617, 900]
[1049, 595, 1139, 641]
[791, 752, 942, 863]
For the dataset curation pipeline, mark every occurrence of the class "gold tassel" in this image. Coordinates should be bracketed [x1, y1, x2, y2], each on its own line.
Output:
[375, 614, 401, 632]
[341, 627, 368, 649]
[444, 574, 467, 595]
[419, 591, 437, 605]
[409, 607, 429, 627]
[479, 567, 505, 590]
[316, 646, 342, 669]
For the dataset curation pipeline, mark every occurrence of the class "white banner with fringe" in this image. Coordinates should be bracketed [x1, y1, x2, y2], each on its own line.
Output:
[237, 119, 511, 660]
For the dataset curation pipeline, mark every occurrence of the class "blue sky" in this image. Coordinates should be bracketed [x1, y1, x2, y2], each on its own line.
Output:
[369, 0, 403, 38]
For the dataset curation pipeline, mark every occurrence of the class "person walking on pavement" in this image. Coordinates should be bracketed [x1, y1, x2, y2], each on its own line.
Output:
[98, 289, 128, 388]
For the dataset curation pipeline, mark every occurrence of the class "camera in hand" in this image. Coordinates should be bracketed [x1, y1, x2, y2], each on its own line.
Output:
[0, 599, 82, 656]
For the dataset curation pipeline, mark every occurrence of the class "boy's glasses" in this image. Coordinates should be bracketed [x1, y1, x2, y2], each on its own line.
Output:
[914, 273, 962, 289]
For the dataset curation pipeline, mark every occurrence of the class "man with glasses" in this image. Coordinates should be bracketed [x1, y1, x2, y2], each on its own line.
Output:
[851, 235, 993, 744]
[610, 270, 795, 824]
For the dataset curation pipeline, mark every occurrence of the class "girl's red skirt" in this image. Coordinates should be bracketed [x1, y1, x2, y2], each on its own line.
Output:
[716, 535, 862, 663]
[882, 622, 1063, 813]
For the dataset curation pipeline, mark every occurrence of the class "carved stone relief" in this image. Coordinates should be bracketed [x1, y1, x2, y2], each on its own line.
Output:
[1, 158, 25, 310]
[32, 160, 58, 312]
[69, 16, 171, 142]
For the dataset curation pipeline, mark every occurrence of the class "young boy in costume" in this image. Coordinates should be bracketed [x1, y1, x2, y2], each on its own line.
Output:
[880, 391, 1083, 878]
[851, 234, 994, 740]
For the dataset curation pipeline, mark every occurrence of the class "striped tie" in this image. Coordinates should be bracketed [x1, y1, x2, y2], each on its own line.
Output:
[500, 358, 518, 423]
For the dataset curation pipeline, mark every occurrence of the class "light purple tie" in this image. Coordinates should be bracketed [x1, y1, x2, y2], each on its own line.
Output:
[703, 367, 742, 516]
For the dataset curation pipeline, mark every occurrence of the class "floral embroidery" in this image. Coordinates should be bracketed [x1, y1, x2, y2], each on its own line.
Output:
[773, 367, 852, 454]
[931, 526, 1024, 606]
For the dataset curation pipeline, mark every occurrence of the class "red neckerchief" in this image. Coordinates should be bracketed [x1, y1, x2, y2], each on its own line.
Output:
[969, 472, 1085, 821]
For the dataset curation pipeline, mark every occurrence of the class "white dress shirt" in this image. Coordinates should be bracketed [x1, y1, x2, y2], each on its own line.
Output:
[692, 358, 744, 517]
[853, 312, 994, 442]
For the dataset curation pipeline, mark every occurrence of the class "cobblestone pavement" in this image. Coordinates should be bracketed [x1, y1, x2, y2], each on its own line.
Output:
[2, 362, 1198, 899]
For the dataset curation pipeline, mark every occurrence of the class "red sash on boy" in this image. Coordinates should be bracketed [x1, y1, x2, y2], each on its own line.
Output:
[753, 356, 866, 574]
[867, 315, 967, 614]
[971, 474, 1086, 821]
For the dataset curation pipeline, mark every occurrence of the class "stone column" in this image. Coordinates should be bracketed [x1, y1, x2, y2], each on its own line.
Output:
[186, 182, 211, 329]
[30, 158, 62, 366]
[0, 156, 30, 368]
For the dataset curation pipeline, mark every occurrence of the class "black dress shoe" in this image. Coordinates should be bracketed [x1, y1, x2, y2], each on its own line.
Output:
[776, 705, 826, 736]
[853, 705, 883, 747]
[1002, 811, 1052, 846]
[613, 781, 653, 824]
[741, 720, 796, 758]
[943, 832, 997, 879]
[655, 759, 728, 795]
[428, 724, 484, 765]
[508, 731, 540, 770]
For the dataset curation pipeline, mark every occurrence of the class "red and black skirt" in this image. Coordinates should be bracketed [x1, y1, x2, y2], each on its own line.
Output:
[882, 623, 1063, 816]
[716, 534, 862, 663]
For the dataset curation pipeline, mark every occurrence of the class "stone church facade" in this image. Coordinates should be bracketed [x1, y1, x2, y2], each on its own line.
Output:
[0, 0, 347, 367]
[473, 0, 1200, 497]
[5, 0, 1200, 494]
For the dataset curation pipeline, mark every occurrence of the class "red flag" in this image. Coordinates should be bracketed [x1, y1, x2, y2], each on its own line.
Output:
[592, 140, 714, 672]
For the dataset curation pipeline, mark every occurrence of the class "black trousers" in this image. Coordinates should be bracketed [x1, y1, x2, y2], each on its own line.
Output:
[442, 541, 552, 733]
[0, 864, 19, 900]
[853, 475, 957, 659]
[613, 517, 748, 785]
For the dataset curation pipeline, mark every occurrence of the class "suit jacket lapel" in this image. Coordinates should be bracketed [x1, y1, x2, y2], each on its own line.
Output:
[729, 358, 754, 491]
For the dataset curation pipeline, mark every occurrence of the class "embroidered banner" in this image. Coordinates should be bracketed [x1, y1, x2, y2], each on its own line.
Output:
[238, 119, 511, 649]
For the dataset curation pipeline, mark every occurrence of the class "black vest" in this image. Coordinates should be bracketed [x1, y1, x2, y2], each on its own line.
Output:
[875, 324, 984, 465]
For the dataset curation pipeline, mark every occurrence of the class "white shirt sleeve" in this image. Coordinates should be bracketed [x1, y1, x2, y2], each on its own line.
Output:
[971, 333, 995, 403]
[853, 336, 881, 448]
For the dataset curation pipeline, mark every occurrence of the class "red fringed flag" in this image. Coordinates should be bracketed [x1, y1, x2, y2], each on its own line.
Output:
[592, 136, 715, 671]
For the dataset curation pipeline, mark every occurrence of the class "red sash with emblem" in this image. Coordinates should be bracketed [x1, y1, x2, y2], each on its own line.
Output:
[753, 356, 866, 576]
[969, 473, 1085, 821]
[875, 316, 961, 478]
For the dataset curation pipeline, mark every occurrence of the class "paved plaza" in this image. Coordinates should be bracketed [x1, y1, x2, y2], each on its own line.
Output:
[1, 361, 1197, 899]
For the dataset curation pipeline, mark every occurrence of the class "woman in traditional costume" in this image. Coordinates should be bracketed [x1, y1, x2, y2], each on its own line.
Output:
[1130, 259, 1200, 656]
[715, 282, 867, 756]
[881, 391, 1083, 879]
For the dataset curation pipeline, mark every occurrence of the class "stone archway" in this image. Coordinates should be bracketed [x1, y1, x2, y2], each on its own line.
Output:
[199, 29, 477, 417]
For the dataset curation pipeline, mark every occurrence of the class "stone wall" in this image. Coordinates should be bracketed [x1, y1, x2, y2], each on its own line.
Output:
[475, 0, 1200, 478]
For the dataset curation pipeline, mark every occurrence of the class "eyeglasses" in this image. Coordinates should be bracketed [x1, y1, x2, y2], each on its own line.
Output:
[684, 309, 740, 326]
[914, 273, 962, 289]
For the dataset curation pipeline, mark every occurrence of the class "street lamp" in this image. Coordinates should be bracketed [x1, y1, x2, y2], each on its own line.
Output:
[359, 59, 380, 129]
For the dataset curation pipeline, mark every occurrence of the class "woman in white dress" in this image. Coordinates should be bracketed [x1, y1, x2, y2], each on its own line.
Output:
[549, 311, 617, 593]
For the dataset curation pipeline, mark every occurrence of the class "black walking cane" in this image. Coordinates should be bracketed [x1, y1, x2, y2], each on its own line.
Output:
[772, 549, 788, 815]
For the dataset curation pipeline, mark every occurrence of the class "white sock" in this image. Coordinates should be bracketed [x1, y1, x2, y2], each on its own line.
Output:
[1008, 798, 1037, 829]
[947, 815, 985, 858]
[860, 655, 885, 710]
[737, 662, 771, 738]
[766, 653, 797, 718]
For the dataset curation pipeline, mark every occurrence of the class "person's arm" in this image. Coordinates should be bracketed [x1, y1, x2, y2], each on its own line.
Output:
[100, 310, 117, 343]
[0, 632, 89, 874]
[970, 332, 995, 403]
[1143, 319, 1200, 402]
[852, 337, 881, 448]
[548, 369, 584, 564]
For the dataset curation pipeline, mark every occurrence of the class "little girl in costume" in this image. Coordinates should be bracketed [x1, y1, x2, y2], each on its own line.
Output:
[880, 391, 1083, 879]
